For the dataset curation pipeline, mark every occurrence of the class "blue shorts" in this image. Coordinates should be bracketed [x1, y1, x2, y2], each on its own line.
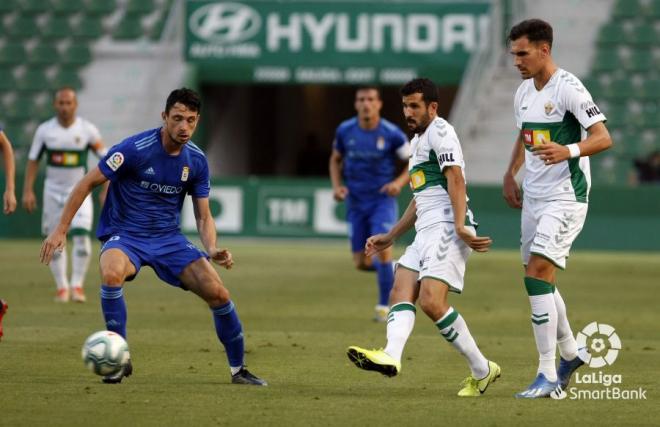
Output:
[346, 197, 398, 253]
[100, 233, 208, 288]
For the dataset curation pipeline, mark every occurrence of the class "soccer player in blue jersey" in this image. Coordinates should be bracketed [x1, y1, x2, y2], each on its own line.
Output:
[40, 88, 267, 385]
[329, 86, 410, 322]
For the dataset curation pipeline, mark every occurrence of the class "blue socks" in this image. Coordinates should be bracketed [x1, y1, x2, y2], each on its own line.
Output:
[373, 260, 394, 306]
[100, 285, 127, 339]
[211, 301, 245, 368]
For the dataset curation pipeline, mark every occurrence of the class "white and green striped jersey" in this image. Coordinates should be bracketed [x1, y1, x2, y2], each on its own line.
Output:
[29, 117, 105, 193]
[409, 116, 476, 231]
[514, 68, 606, 203]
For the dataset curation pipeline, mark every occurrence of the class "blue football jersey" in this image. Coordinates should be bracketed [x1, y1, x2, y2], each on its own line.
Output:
[97, 128, 210, 240]
[333, 117, 408, 203]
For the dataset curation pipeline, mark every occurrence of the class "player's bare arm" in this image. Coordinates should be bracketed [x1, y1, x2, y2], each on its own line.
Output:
[380, 162, 410, 196]
[192, 196, 233, 270]
[503, 131, 525, 209]
[0, 131, 16, 214]
[40, 167, 107, 264]
[365, 198, 417, 257]
[532, 121, 612, 165]
[329, 148, 348, 201]
[445, 165, 492, 252]
[22, 159, 40, 213]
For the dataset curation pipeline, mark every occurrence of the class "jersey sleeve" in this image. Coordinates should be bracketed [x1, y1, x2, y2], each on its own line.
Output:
[27, 124, 46, 161]
[85, 121, 107, 157]
[332, 126, 344, 155]
[392, 127, 410, 160]
[514, 84, 524, 129]
[428, 124, 463, 172]
[98, 140, 135, 182]
[563, 81, 607, 130]
[189, 157, 210, 198]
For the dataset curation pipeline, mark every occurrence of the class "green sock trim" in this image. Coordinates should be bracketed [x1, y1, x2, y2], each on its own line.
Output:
[389, 302, 416, 314]
[435, 309, 459, 330]
[524, 276, 555, 296]
[69, 228, 90, 236]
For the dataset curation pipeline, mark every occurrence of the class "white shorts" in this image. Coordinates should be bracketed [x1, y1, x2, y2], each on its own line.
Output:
[521, 197, 588, 270]
[397, 222, 473, 293]
[42, 188, 93, 236]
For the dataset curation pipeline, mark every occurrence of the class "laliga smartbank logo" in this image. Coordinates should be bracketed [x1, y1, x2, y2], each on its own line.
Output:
[551, 322, 647, 401]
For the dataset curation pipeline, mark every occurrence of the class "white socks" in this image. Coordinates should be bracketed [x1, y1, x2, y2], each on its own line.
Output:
[435, 307, 489, 379]
[383, 302, 416, 362]
[70, 235, 92, 288]
[49, 250, 69, 290]
[525, 277, 558, 381]
[554, 287, 578, 361]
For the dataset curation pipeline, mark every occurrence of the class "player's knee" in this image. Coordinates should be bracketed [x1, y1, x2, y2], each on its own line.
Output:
[203, 282, 230, 306]
[525, 257, 555, 280]
[101, 269, 125, 286]
[418, 292, 448, 320]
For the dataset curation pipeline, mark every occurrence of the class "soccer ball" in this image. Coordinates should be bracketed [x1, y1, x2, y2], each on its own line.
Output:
[81, 331, 130, 376]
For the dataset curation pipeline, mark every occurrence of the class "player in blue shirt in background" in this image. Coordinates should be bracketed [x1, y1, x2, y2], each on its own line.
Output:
[40, 88, 266, 386]
[329, 86, 410, 322]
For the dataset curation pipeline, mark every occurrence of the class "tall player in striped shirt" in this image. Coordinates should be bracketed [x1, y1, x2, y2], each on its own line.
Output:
[503, 19, 612, 398]
[40, 88, 266, 386]
[23, 87, 107, 303]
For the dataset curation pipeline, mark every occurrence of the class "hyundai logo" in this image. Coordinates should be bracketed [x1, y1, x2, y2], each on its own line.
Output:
[189, 2, 261, 44]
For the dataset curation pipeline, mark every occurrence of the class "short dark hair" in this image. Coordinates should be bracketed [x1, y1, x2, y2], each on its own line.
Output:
[356, 85, 381, 99]
[165, 88, 201, 114]
[508, 19, 553, 48]
[400, 78, 438, 105]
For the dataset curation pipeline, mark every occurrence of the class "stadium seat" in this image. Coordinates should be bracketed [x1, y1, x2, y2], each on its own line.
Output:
[0, 43, 28, 65]
[582, 78, 605, 99]
[603, 79, 636, 101]
[27, 42, 60, 66]
[596, 23, 624, 47]
[126, 0, 155, 15]
[148, 14, 168, 41]
[60, 42, 92, 65]
[637, 80, 660, 101]
[85, 0, 117, 16]
[649, 0, 660, 17]
[50, 67, 83, 90]
[17, 69, 51, 91]
[625, 24, 657, 46]
[19, 0, 52, 15]
[592, 49, 620, 72]
[6, 16, 38, 40]
[625, 50, 653, 72]
[113, 15, 145, 40]
[71, 17, 105, 39]
[4, 97, 38, 121]
[611, 0, 644, 19]
[0, 0, 18, 15]
[0, 69, 17, 91]
[51, 0, 85, 15]
[39, 16, 74, 40]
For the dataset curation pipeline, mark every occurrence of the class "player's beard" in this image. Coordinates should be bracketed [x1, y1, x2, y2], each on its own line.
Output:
[407, 112, 431, 134]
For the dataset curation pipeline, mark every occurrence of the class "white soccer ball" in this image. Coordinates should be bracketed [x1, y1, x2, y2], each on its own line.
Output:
[81, 331, 130, 376]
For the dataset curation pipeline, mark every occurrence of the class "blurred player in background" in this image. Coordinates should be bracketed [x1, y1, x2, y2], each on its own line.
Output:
[0, 126, 17, 341]
[347, 78, 501, 397]
[40, 88, 267, 386]
[329, 86, 410, 322]
[22, 87, 107, 303]
[503, 19, 612, 398]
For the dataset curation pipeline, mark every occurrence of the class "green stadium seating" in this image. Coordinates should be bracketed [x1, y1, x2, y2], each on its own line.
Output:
[649, 0, 660, 18]
[0, 0, 18, 15]
[51, 0, 85, 15]
[592, 49, 619, 72]
[113, 15, 144, 40]
[148, 14, 168, 41]
[596, 23, 624, 46]
[0, 43, 28, 65]
[19, 0, 52, 15]
[637, 80, 660, 101]
[603, 79, 636, 101]
[6, 16, 38, 40]
[51, 67, 83, 90]
[625, 24, 657, 46]
[60, 42, 91, 65]
[27, 42, 60, 66]
[612, 0, 644, 19]
[17, 69, 51, 91]
[72, 17, 104, 39]
[625, 50, 653, 72]
[85, 0, 117, 16]
[39, 16, 73, 40]
[0, 69, 17, 91]
[126, 0, 154, 15]
[5, 97, 39, 121]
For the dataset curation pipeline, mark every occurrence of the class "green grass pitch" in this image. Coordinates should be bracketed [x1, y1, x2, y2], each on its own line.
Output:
[0, 239, 658, 426]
